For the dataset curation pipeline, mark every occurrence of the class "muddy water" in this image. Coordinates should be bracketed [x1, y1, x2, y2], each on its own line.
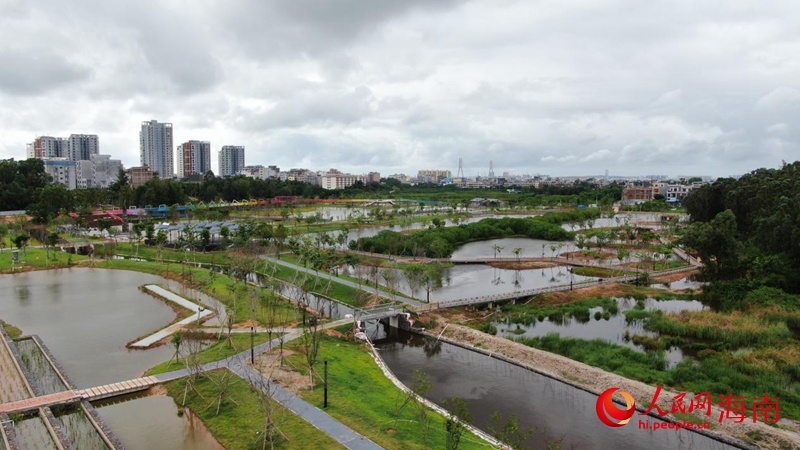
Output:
[0, 268, 177, 387]
[97, 394, 225, 450]
[376, 330, 736, 450]
[0, 268, 225, 449]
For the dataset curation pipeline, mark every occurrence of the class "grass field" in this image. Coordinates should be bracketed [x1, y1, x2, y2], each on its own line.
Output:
[164, 370, 344, 450]
[96, 259, 299, 327]
[0, 248, 88, 272]
[148, 332, 276, 375]
[282, 334, 490, 450]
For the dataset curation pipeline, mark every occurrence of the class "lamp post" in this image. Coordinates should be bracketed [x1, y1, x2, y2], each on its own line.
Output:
[250, 326, 255, 364]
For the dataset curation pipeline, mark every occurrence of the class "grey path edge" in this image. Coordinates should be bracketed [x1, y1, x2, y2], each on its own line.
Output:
[151, 333, 384, 450]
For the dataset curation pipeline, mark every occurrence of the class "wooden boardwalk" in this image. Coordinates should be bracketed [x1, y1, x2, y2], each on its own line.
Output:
[0, 376, 159, 414]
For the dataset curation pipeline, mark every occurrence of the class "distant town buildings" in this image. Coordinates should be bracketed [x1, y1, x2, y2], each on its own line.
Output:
[140, 120, 174, 178]
[76, 154, 123, 189]
[319, 169, 380, 190]
[177, 140, 211, 178]
[218, 145, 245, 177]
[67, 134, 99, 161]
[621, 181, 704, 204]
[238, 165, 281, 180]
[43, 159, 78, 190]
[417, 169, 451, 183]
[27, 134, 99, 161]
[126, 166, 159, 188]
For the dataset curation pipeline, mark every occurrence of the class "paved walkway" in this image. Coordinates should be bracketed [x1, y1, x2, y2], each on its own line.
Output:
[130, 286, 214, 347]
[263, 256, 422, 307]
[229, 362, 382, 450]
[150, 331, 383, 450]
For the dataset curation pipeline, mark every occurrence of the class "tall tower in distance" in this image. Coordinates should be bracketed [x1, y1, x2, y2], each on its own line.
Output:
[67, 134, 99, 161]
[219, 145, 245, 177]
[140, 120, 174, 178]
[488, 160, 495, 178]
[456, 158, 464, 178]
[177, 140, 211, 178]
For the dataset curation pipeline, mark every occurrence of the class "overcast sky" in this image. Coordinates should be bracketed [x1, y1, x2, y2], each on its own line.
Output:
[2, 0, 798, 178]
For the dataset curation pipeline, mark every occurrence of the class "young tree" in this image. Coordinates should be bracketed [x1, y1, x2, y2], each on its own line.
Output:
[443, 397, 473, 450]
[170, 330, 183, 365]
[492, 244, 505, 259]
[155, 229, 168, 261]
[422, 264, 445, 303]
[45, 230, 59, 265]
[488, 411, 536, 450]
[512, 247, 523, 262]
[13, 234, 29, 259]
[395, 370, 433, 447]
[402, 264, 425, 299]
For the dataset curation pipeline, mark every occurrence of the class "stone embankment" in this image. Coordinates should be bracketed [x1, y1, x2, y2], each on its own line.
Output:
[428, 322, 800, 450]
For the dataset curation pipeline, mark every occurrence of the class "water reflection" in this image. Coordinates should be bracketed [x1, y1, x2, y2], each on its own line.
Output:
[97, 394, 224, 450]
[345, 264, 592, 302]
[494, 298, 708, 366]
[376, 330, 735, 450]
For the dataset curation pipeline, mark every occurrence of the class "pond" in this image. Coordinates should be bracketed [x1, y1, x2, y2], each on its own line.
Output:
[493, 297, 708, 367]
[0, 268, 225, 449]
[345, 263, 593, 302]
[450, 237, 578, 259]
[376, 330, 736, 450]
[0, 268, 181, 388]
[97, 393, 224, 450]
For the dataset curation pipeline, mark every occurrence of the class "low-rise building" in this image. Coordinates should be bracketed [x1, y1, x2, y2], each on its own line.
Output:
[43, 159, 78, 189]
[126, 166, 159, 188]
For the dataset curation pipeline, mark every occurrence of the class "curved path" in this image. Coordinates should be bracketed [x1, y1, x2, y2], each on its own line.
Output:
[263, 256, 423, 307]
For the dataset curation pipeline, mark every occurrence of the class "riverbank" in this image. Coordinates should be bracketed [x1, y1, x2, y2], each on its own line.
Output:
[426, 321, 799, 450]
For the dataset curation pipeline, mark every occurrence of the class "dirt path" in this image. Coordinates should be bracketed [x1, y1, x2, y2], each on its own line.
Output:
[427, 321, 800, 450]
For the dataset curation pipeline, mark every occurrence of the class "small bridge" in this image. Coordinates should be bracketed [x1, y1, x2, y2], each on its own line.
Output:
[0, 377, 160, 415]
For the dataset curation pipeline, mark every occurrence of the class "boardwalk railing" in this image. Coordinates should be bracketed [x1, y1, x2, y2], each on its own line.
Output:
[435, 265, 698, 309]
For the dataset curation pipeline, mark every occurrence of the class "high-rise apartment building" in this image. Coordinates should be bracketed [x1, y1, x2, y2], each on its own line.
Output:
[67, 134, 99, 161]
[177, 140, 211, 178]
[140, 120, 174, 178]
[28, 134, 99, 161]
[218, 145, 245, 177]
[27, 136, 68, 159]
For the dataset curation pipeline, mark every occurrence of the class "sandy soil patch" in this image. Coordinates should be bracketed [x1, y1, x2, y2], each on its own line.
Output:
[651, 270, 700, 284]
[426, 322, 799, 450]
[252, 349, 312, 394]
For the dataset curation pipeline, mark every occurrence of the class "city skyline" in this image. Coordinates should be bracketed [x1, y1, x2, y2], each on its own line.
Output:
[1, 1, 798, 178]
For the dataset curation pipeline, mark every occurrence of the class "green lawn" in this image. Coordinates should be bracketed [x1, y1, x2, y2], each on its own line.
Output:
[0, 248, 88, 272]
[164, 370, 344, 450]
[283, 334, 491, 450]
[148, 332, 277, 375]
[95, 259, 299, 327]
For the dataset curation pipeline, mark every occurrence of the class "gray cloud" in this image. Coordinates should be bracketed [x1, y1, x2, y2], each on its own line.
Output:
[1, 0, 800, 178]
[0, 49, 89, 96]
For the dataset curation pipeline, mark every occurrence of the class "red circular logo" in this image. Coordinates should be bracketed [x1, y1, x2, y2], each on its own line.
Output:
[596, 387, 636, 427]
